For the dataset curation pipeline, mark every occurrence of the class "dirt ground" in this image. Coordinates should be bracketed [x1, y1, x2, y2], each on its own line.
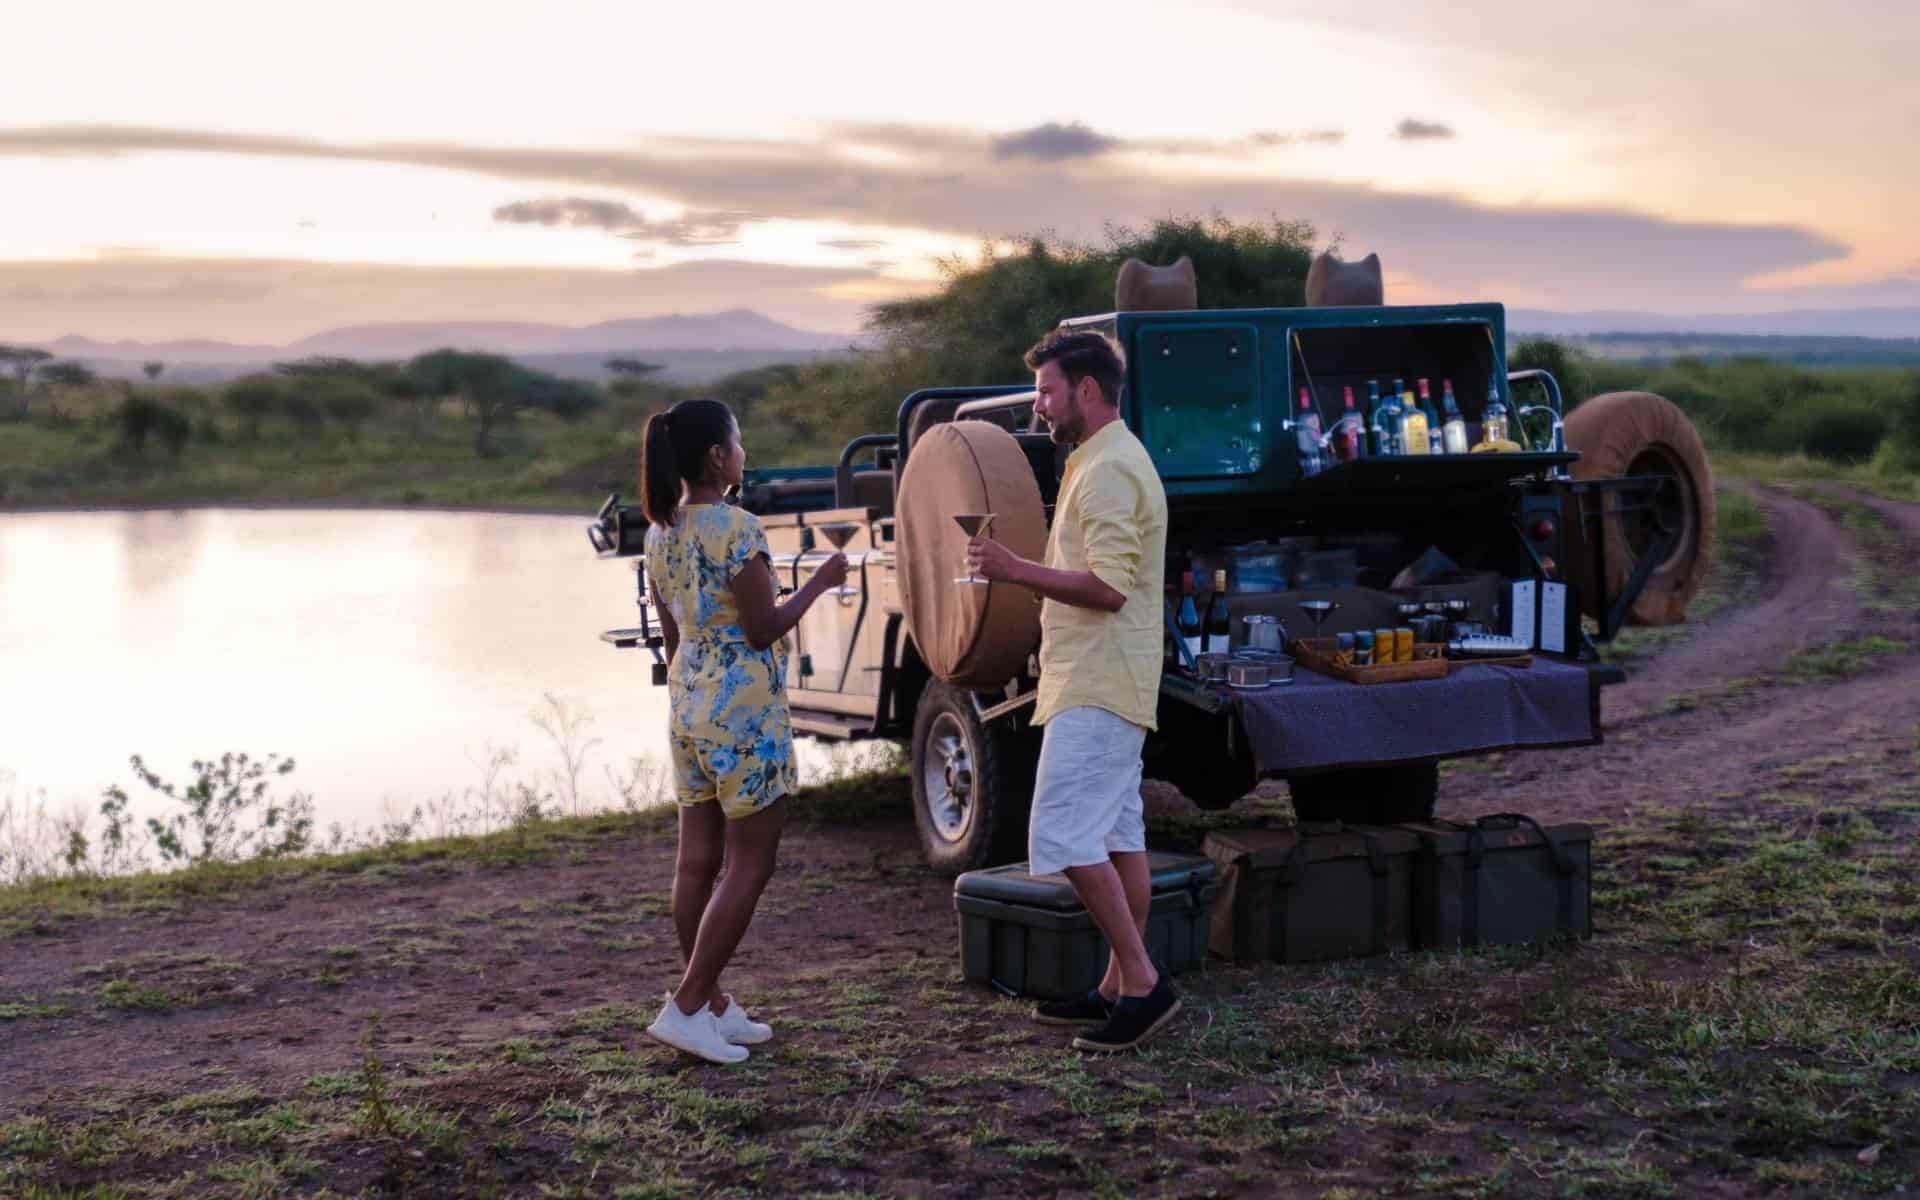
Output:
[3, 483, 1917, 1199]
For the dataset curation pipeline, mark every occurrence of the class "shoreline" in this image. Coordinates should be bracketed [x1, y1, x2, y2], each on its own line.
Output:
[0, 497, 598, 518]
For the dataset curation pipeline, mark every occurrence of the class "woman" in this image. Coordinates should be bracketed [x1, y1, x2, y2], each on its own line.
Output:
[638, 398, 847, 1064]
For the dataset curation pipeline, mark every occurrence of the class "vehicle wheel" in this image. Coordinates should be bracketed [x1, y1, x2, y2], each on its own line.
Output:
[1563, 391, 1715, 626]
[1287, 763, 1438, 825]
[911, 682, 1036, 875]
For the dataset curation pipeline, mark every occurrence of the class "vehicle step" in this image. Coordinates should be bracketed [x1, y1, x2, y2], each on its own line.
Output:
[791, 710, 874, 740]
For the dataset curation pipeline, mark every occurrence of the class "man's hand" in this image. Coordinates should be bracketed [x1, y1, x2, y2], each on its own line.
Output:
[967, 536, 1027, 584]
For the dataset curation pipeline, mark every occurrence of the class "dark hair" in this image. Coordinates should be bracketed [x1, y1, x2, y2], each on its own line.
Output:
[641, 398, 736, 527]
[1023, 329, 1125, 407]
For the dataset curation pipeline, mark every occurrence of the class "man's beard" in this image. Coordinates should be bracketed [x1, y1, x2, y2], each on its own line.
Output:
[1045, 400, 1083, 444]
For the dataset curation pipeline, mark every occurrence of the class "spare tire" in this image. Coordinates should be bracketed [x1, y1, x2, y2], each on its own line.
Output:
[896, 421, 1048, 687]
[1563, 391, 1715, 626]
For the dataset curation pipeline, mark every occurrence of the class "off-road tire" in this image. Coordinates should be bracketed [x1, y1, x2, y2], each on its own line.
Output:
[1563, 391, 1715, 626]
[911, 682, 1037, 874]
[1288, 763, 1439, 825]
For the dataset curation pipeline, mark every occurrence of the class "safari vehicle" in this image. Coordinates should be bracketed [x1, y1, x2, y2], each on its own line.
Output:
[589, 297, 1712, 873]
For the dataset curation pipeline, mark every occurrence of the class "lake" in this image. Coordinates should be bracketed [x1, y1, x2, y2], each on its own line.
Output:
[0, 507, 867, 846]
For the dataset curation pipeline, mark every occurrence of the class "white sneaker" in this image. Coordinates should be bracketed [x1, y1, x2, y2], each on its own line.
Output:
[645, 994, 749, 1064]
[711, 994, 772, 1045]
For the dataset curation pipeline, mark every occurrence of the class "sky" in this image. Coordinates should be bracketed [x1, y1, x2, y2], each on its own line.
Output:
[0, 0, 1914, 342]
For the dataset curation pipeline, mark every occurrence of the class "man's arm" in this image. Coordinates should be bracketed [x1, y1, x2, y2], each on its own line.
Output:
[968, 463, 1139, 614]
[968, 540, 1125, 612]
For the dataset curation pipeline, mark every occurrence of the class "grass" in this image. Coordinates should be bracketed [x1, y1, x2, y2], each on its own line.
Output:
[1710, 447, 1920, 503]
[3, 774, 1887, 1198]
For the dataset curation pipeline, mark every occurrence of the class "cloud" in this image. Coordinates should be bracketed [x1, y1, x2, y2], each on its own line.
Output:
[1393, 118, 1455, 141]
[492, 197, 644, 230]
[818, 237, 887, 250]
[1251, 130, 1346, 147]
[492, 196, 749, 246]
[989, 122, 1119, 161]
[0, 123, 1853, 311]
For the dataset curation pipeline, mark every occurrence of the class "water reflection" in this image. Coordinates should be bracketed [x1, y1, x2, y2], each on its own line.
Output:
[1, 508, 859, 836]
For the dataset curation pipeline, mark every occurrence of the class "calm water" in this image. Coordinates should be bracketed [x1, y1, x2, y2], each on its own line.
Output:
[0, 508, 851, 837]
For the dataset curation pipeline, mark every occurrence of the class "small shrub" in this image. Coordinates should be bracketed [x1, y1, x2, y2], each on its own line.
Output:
[115, 396, 192, 458]
[98, 752, 315, 867]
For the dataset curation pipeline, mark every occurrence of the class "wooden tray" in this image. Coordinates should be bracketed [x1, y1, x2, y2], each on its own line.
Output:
[1291, 637, 1448, 684]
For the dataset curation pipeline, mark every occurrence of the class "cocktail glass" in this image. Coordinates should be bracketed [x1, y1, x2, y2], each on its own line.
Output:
[1394, 601, 1425, 622]
[816, 522, 861, 599]
[1297, 599, 1340, 639]
[953, 513, 996, 586]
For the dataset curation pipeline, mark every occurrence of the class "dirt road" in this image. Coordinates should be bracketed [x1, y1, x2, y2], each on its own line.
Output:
[3, 483, 1916, 1198]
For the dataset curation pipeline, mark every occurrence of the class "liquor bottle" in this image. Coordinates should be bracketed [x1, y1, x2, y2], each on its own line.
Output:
[1479, 380, 1509, 444]
[1332, 385, 1366, 462]
[1369, 380, 1403, 456]
[1439, 379, 1469, 454]
[1397, 376, 1429, 456]
[1416, 378, 1444, 454]
[1294, 386, 1326, 477]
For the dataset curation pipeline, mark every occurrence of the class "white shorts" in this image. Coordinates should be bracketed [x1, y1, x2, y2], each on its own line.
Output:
[1028, 706, 1148, 877]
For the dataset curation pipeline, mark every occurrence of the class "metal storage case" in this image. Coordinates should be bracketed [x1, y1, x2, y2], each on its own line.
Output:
[953, 853, 1218, 1000]
[1201, 825, 1419, 962]
[1400, 815, 1593, 948]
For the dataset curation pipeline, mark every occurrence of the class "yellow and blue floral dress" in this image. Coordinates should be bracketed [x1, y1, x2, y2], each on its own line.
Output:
[645, 504, 797, 819]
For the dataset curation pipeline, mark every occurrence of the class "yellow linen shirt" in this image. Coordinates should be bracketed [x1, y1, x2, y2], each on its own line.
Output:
[1032, 419, 1169, 731]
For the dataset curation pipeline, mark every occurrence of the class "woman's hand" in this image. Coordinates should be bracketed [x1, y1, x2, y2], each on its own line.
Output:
[813, 552, 850, 592]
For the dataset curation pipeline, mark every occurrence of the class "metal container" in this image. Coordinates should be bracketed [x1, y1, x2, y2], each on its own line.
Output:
[1195, 652, 1233, 682]
[1242, 613, 1287, 653]
[1269, 654, 1296, 686]
[1227, 660, 1271, 689]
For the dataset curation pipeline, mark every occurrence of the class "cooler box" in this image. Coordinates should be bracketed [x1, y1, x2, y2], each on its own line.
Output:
[1400, 814, 1593, 948]
[953, 853, 1219, 1000]
[1201, 824, 1418, 963]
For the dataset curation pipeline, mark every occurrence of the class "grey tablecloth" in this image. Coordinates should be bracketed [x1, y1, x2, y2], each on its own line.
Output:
[1231, 657, 1600, 776]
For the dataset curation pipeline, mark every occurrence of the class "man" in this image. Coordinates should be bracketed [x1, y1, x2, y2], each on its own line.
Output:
[968, 328, 1175, 1053]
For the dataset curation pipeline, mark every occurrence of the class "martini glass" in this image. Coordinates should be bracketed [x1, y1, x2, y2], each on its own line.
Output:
[1297, 599, 1339, 644]
[953, 513, 996, 586]
[816, 521, 861, 599]
[1395, 601, 1425, 622]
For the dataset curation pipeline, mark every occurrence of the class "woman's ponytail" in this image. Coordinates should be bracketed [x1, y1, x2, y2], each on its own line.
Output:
[639, 399, 737, 527]
[641, 410, 682, 527]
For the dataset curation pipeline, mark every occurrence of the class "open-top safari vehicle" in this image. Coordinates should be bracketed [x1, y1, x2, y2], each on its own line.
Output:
[590, 284, 1713, 873]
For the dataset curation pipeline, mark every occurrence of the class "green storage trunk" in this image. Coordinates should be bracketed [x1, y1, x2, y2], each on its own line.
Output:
[1401, 814, 1593, 949]
[1201, 825, 1417, 962]
[953, 853, 1218, 1000]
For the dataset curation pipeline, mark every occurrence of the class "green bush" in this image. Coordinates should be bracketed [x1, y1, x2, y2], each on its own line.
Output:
[116, 396, 192, 457]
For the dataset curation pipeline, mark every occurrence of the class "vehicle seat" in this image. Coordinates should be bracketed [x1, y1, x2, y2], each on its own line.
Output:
[848, 468, 895, 518]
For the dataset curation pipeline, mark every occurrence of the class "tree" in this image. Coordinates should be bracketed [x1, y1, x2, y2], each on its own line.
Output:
[0, 346, 53, 417]
[1509, 338, 1595, 410]
[223, 377, 281, 441]
[316, 381, 378, 442]
[407, 349, 603, 455]
[142, 361, 165, 382]
[605, 357, 664, 379]
[38, 361, 97, 390]
[116, 396, 192, 457]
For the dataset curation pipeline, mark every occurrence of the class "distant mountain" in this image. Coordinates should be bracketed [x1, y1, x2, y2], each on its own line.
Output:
[1511, 306, 1920, 340]
[36, 308, 860, 364]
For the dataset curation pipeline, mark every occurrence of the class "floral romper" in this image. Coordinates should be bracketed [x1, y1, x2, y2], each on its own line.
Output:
[644, 504, 798, 819]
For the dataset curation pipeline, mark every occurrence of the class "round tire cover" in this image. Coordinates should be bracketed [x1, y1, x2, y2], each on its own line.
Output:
[896, 421, 1048, 687]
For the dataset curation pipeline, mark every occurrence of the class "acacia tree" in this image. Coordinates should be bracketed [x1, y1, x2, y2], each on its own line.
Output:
[142, 361, 165, 382]
[604, 357, 663, 379]
[408, 349, 602, 456]
[0, 346, 52, 416]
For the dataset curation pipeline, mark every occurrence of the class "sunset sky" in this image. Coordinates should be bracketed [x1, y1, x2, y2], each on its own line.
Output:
[1, 0, 1914, 342]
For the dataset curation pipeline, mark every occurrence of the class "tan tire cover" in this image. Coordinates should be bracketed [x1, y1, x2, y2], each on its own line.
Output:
[896, 421, 1048, 687]
[1564, 391, 1715, 626]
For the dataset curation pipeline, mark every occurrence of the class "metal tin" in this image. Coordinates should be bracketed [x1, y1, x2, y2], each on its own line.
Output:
[1269, 654, 1296, 685]
[1373, 628, 1398, 663]
[1353, 630, 1375, 666]
[1195, 652, 1233, 681]
[1394, 628, 1414, 662]
[1231, 646, 1282, 662]
[1227, 660, 1271, 689]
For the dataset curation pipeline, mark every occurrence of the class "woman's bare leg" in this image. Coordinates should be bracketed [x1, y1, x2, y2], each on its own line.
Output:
[672, 801, 726, 1013]
[672, 797, 786, 1015]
